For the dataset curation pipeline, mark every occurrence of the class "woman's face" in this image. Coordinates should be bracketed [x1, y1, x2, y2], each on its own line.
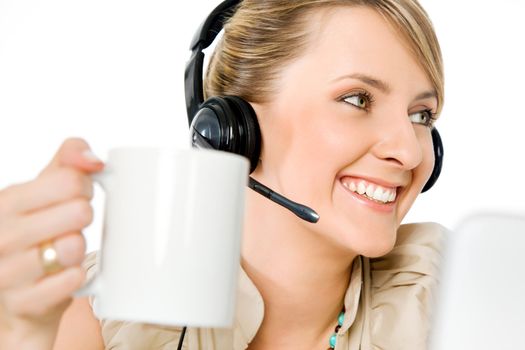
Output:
[251, 6, 438, 257]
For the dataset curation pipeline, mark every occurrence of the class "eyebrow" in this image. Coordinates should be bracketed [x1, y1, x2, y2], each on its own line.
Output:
[413, 90, 438, 101]
[332, 73, 438, 102]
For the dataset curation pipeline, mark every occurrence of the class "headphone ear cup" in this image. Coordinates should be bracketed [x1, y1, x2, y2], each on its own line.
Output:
[422, 127, 443, 193]
[190, 96, 231, 150]
[192, 96, 261, 173]
[223, 96, 261, 173]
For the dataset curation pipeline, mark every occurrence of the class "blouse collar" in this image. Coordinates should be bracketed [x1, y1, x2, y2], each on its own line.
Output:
[233, 256, 364, 347]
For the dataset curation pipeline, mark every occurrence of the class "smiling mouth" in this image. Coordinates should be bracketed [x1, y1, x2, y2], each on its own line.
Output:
[340, 178, 398, 204]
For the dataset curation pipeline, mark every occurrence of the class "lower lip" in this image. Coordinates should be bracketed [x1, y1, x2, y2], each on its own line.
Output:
[339, 180, 397, 213]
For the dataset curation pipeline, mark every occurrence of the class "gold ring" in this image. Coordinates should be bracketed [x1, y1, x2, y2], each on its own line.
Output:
[39, 241, 63, 275]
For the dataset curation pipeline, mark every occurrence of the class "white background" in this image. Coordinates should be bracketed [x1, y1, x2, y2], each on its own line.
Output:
[1, 0, 524, 252]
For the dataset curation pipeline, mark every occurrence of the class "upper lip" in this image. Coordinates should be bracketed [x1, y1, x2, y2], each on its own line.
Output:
[338, 174, 408, 189]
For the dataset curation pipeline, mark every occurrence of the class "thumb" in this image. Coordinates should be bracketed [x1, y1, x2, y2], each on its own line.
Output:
[39, 137, 104, 177]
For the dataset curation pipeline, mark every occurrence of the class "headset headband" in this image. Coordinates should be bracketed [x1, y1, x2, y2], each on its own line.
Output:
[185, 0, 241, 125]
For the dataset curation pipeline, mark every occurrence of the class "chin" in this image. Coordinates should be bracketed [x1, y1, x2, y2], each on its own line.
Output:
[357, 234, 397, 258]
[333, 224, 398, 258]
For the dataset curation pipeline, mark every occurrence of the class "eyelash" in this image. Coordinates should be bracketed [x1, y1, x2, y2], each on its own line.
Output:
[418, 110, 438, 128]
[340, 89, 375, 111]
[339, 90, 437, 128]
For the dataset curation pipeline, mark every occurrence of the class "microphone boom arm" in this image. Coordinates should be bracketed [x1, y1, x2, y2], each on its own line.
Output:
[248, 177, 319, 223]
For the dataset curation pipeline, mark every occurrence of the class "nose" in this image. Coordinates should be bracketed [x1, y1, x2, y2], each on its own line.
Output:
[371, 113, 424, 170]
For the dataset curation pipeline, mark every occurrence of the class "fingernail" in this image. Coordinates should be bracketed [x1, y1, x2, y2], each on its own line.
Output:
[82, 150, 102, 163]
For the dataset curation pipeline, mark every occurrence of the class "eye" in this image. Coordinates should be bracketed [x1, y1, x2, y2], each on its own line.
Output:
[341, 91, 374, 111]
[409, 109, 437, 128]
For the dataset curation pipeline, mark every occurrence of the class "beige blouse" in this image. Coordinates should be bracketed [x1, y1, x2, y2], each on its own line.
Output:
[82, 222, 446, 350]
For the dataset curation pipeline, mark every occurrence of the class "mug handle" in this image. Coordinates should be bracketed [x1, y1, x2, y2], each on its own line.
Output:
[73, 171, 111, 298]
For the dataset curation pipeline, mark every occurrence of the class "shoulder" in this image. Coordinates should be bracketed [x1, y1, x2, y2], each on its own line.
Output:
[395, 222, 447, 252]
[365, 222, 449, 349]
[370, 222, 447, 282]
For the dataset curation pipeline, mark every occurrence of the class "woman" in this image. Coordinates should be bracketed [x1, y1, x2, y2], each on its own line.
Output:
[0, 0, 446, 349]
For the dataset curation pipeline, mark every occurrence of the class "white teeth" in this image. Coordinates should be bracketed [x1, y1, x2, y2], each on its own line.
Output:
[357, 182, 366, 195]
[365, 184, 374, 197]
[389, 191, 396, 202]
[373, 187, 383, 201]
[342, 179, 397, 203]
[381, 190, 390, 202]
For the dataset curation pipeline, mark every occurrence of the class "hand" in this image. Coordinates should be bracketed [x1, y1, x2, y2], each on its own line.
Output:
[0, 138, 104, 349]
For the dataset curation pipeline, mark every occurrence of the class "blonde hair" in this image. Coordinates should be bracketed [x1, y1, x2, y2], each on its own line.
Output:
[204, 0, 444, 116]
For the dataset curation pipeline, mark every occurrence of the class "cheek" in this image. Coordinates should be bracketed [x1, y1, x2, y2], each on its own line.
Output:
[263, 102, 325, 164]
[396, 133, 436, 221]
[289, 103, 368, 166]
[260, 105, 346, 203]
[409, 128, 436, 186]
[256, 107, 295, 170]
[419, 134, 437, 184]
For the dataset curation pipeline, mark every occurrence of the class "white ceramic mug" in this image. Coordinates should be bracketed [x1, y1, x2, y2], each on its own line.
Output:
[76, 147, 249, 328]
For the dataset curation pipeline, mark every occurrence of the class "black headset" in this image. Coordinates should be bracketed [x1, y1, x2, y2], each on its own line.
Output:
[184, 0, 443, 193]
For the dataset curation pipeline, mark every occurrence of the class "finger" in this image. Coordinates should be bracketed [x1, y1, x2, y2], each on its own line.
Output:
[0, 168, 94, 216]
[3, 266, 85, 319]
[0, 199, 93, 255]
[38, 138, 104, 178]
[0, 233, 86, 289]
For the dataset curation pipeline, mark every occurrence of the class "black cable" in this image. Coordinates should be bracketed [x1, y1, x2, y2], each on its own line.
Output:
[177, 326, 187, 350]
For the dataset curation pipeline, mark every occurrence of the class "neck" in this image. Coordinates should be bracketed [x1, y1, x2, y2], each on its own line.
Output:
[241, 189, 357, 348]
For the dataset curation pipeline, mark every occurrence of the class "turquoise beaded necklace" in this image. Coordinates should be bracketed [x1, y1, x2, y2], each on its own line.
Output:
[328, 309, 345, 350]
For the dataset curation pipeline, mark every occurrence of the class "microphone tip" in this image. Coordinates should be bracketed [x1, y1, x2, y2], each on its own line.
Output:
[298, 207, 320, 223]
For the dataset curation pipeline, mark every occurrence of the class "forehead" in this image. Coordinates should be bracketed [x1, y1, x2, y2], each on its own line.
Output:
[299, 6, 433, 94]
